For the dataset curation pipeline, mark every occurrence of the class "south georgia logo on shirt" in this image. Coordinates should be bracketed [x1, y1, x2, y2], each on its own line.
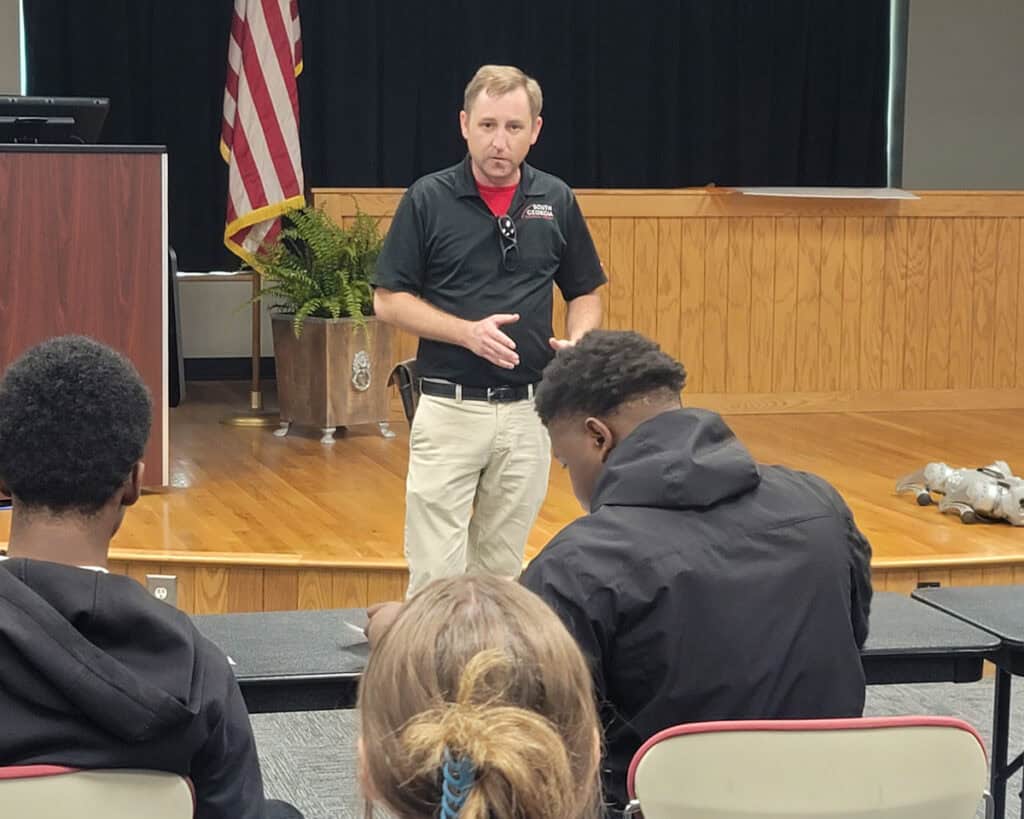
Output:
[520, 203, 555, 220]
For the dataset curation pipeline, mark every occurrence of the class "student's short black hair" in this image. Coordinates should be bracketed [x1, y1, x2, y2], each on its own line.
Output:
[0, 336, 152, 513]
[535, 330, 687, 425]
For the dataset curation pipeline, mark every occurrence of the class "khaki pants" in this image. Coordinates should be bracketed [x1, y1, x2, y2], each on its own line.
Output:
[404, 393, 551, 597]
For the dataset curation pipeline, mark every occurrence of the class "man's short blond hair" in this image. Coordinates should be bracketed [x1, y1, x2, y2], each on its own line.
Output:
[463, 64, 543, 120]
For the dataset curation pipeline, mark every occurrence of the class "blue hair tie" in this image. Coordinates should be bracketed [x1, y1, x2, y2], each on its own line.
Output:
[440, 747, 476, 818]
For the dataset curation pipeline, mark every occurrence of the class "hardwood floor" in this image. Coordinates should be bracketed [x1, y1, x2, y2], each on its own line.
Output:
[2, 381, 1022, 611]
[727, 410, 1024, 567]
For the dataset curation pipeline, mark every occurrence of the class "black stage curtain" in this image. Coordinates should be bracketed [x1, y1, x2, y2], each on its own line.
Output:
[24, 0, 889, 271]
[24, 0, 234, 271]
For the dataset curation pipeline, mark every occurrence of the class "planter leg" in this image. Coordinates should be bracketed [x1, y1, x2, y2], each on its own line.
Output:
[320, 427, 337, 445]
[273, 421, 292, 438]
[378, 421, 397, 439]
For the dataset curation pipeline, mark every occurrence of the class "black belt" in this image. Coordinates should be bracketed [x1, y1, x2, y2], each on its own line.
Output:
[419, 379, 536, 403]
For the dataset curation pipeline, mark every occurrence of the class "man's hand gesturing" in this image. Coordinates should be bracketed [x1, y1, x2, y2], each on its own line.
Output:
[464, 313, 520, 369]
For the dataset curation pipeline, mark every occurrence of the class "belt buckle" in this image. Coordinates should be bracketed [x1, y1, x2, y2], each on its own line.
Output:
[486, 385, 516, 403]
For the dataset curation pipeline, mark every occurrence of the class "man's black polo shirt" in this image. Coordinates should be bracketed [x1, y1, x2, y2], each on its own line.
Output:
[373, 156, 606, 387]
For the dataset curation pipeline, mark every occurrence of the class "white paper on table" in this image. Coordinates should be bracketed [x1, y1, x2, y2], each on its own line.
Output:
[343, 621, 368, 644]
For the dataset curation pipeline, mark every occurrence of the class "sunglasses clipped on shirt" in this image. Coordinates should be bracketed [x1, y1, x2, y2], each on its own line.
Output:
[496, 214, 519, 272]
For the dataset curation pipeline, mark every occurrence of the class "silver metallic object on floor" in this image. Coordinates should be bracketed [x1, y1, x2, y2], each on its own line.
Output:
[896, 461, 1024, 526]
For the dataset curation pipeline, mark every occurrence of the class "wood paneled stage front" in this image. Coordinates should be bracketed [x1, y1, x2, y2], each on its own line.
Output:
[2, 381, 1020, 614]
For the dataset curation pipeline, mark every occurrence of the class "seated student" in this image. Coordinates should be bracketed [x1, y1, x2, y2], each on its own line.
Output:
[0, 336, 300, 819]
[521, 329, 873, 810]
[359, 574, 603, 819]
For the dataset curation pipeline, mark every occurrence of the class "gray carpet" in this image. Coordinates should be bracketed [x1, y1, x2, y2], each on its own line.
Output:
[252, 677, 1024, 819]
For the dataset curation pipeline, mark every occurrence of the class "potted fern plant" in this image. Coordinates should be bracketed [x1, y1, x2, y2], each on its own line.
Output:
[254, 206, 395, 444]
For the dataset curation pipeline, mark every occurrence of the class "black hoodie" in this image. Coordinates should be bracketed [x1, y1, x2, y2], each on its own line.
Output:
[0, 558, 271, 819]
[522, 408, 872, 807]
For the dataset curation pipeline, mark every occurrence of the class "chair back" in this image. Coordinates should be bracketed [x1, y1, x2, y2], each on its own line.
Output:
[625, 716, 991, 819]
[0, 765, 194, 819]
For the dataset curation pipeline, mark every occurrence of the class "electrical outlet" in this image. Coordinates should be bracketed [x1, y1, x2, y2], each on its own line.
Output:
[146, 574, 178, 607]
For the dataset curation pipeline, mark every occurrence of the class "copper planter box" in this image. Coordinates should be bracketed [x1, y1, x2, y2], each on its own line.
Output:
[272, 315, 394, 438]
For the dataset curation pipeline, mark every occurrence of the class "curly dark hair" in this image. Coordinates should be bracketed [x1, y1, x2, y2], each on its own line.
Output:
[0, 336, 152, 513]
[535, 330, 687, 425]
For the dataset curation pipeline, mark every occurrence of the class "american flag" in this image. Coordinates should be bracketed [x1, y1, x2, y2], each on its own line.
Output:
[221, 0, 305, 266]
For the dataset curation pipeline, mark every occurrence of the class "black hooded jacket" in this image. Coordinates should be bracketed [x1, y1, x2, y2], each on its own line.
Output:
[0, 558, 270, 819]
[522, 408, 872, 807]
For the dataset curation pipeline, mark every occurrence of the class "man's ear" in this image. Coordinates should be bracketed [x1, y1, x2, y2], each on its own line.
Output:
[459, 109, 469, 140]
[121, 462, 144, 507]
[584, 417, 615, 462]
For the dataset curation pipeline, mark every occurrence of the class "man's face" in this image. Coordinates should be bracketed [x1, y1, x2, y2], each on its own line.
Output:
[548, 416, 613, 512]
[459, 87, 542, 187]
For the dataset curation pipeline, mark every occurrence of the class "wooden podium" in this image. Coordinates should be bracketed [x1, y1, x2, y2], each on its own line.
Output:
[0, 145, 168, 485]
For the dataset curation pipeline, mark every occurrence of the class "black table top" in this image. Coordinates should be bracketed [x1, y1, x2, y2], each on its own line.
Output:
[193, 608, 369, 681]
[913, 585, 1024, 647]
[865, 591, 1001, 654]
[862, 591, 999, 683]
[189, 593, 1000, 713]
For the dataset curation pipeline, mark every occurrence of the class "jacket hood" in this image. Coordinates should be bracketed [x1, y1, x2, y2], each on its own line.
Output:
[0, 558, 200, 742]
[590, 408, 761, 511]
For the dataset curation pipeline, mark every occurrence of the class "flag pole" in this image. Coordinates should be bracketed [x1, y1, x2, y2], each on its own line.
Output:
[250, 271, 264, 410]
[220, 271, 278, 427]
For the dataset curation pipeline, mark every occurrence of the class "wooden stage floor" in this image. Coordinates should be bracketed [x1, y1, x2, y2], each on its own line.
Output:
[2, 382, 1022, 613]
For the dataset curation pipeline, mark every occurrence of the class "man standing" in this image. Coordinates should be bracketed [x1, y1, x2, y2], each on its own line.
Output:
[373, 64, 605, 596]
[522, 330, 873, 810]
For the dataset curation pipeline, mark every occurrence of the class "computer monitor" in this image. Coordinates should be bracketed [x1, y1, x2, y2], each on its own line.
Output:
[0, 96, 110, 144]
